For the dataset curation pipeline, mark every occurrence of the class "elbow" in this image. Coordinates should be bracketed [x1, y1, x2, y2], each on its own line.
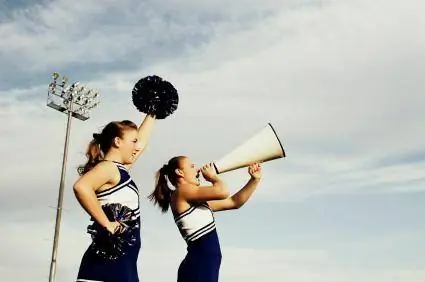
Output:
[217, 188, 230, 199]
[229, 196, 244, 209]
[232, 199, 243, 209]
[73, 185, 81, 197]
[73, 183, 86, 197]
[234, 202, 243, 209]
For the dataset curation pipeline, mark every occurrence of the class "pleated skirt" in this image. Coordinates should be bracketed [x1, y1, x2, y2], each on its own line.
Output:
[76, 226, 141, 282]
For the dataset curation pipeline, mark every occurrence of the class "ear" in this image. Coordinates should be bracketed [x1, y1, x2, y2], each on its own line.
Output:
[112, 136, 121, 148]
[175, 168, 184, 178]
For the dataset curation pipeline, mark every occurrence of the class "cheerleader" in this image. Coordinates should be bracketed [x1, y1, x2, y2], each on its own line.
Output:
[148, 157, 262, 282]
[73, 115, 155, 282]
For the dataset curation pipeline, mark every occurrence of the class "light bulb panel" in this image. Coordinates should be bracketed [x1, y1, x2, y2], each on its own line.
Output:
[47, 72, 101, 121]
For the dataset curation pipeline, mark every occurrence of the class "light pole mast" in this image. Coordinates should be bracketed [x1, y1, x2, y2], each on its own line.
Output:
[46, 72, 100, 282]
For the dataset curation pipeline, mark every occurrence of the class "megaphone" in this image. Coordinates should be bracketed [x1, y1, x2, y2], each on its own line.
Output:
[213, 123, 286, 174]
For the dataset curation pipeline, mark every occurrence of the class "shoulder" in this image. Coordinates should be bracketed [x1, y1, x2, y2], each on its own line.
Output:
[74, 161, 120, 190]
[178, 183, 195, 191]
[174, 184, 195, 202]
[176, 183, 197, 195]
[87, 161, 120, 180]
[93, 160, 118, 172]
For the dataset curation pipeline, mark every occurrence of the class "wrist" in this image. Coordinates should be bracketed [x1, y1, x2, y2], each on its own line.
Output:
[250, 176, 261, 182]
[103, 221, 112, 230]
[100, 218, 113, 229]
[210, 177, 221, 183]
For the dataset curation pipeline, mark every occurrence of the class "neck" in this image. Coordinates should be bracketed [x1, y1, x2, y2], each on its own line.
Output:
[103, 150, 124, 164]
[176, 179, 193, 187]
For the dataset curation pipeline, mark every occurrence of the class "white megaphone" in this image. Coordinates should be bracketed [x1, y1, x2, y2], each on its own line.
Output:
[213, 123, 286, 174]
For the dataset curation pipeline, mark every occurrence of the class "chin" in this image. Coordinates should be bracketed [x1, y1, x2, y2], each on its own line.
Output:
[123, 159, 134, 165]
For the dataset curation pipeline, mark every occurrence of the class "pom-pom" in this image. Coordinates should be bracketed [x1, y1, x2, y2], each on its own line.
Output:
[131, 75, 179, 119]
[87, 203, 139, 261]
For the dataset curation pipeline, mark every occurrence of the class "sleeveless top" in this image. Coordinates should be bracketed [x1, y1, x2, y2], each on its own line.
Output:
[95, 161, 140, 221]
[174, 202, 217, 243]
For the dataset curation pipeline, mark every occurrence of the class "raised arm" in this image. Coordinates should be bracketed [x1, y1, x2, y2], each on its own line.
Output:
[73, 161, 121, 233]
[208, 163, 262, 212]
[127, 114, 156, 169]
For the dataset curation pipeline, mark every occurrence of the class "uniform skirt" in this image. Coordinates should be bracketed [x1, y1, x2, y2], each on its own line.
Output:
[177, 229, 222, 282]
[76, 221, 141, 282]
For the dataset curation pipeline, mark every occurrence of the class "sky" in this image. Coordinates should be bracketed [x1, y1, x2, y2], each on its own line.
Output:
[0, 0, 424, 281]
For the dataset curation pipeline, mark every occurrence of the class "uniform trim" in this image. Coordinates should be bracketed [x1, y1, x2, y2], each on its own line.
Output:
[174, 206, 196, 221]
[96, 178, 132, 198]
[175, 203, 216, 243]
[95, 162, 140, 219]
[186, 221, 216, 242]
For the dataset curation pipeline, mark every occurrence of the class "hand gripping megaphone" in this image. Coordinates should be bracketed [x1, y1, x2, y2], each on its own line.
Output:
[213, 123, 286, 174]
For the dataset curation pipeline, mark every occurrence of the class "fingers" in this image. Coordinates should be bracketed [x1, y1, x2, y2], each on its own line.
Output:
[249, 162, 261, 170]
[113, 223, 121, 234]
[201, 163, 215, 172]
[248, 162, 262, 177]
[116, 222, 128, 234]
[201, 163, 210, 170]
[111, 221, 127, 234]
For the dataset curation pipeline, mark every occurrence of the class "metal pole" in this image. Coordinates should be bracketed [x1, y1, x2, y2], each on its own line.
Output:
[48, 98, 73, 282]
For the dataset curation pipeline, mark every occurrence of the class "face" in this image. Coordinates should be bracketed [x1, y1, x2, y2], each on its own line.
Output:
[177, 157, 200, 186]
[116, 129, 141, 164]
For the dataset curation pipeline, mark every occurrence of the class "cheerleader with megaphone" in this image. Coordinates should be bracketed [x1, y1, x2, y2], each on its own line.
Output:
[148, 157, 263, 282]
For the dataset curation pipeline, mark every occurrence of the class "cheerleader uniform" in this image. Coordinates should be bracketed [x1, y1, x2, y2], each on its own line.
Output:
[76, 161, 141, 282]
[174, 202, 222, 282]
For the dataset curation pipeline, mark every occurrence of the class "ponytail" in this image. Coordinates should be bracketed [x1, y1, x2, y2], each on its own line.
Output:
[77, 134, 104, 175]
[147, 165, 173, 213]
[148, 156, 185, 213]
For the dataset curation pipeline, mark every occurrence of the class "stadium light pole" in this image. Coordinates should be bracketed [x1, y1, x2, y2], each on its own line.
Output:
[46, 72, 100, 282]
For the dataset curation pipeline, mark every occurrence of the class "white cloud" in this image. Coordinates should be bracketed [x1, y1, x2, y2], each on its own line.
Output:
[1, 217, 424, 282]
[1, 0, 424, 199]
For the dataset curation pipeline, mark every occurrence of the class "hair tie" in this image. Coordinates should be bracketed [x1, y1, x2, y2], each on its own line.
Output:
[160, 164, 168, 174]
[92, 133, 101, 141]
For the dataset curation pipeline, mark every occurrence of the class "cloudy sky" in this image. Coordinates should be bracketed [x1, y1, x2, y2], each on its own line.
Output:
[1, 0, 424, 281]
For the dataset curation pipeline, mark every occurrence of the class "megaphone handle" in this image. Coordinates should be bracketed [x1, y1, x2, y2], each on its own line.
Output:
[213, 163, 220, 174]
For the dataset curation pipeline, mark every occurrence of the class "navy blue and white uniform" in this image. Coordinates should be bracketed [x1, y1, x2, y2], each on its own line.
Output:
[174, 202, 222, 282]
[76, 161, 141, 282]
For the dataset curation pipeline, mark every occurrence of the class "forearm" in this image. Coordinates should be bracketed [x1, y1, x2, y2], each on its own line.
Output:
[230, 178, 260, 208]
[212, 178, 230, 198]
[137, 114, 156, 150]
[74, 188, 110, 228]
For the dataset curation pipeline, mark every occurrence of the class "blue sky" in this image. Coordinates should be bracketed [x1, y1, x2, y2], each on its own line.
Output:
[1, 0, 424, 281]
